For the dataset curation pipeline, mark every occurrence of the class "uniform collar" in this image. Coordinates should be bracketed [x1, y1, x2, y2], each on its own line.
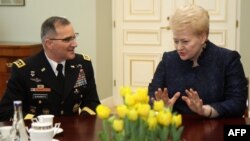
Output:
[44, 52, 66, 75]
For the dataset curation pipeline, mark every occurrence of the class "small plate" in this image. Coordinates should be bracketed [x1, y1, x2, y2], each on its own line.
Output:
[54, 127, 63, 134]
[52, 139, 59, 141]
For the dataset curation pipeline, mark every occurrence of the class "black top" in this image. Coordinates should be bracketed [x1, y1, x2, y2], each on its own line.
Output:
[148, 41, 247, 117]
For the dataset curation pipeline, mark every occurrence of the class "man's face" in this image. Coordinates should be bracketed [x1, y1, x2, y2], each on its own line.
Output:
[46, 24, 78, 63]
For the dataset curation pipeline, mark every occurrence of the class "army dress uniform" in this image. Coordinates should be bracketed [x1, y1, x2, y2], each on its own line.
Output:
[0, 50, 100, 121]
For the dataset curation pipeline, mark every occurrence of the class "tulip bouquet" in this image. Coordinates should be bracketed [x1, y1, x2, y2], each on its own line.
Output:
[96, 86, 184, 141]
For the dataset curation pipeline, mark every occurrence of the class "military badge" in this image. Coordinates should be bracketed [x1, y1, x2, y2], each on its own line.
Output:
[74, 68, 87, 88]
[43, 109, 50, 114]
[32, 94, 48, 99]
[30, 78, 42, 83]
[74, 88, 79, 94]
[41, 68, 46, 72]
[77, 64, 82, 68]
[30, 71, 35, 77]
[73, 104, 80, 113]
[29, 106, 37, 114]
[38, 100, 42, 104]
[37, 85, 44, 88]
[13, 59, 26, 68]
[82, 54, 91, 61]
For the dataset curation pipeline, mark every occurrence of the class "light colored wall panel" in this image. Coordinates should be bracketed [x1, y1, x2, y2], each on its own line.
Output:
[130, 60, 155, 86]
[209, 30, 226, 47]
[124, 0, 161, 21]
[123, 53, 161, 87]
[124, 29, 161, 45]
[172, 0, 227, 22]
[195, 0, 226, 21]
[172, 0, 192, 11]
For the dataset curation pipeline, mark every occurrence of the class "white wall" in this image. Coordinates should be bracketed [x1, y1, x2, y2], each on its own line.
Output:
[0, 0, 113, 100]
[96, 0, 113, 99]
[0, 0, 97, 68]
[240, 0, 250, 77]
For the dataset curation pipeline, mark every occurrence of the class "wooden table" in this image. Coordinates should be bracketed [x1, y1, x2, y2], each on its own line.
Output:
[1, 115, 249, 141]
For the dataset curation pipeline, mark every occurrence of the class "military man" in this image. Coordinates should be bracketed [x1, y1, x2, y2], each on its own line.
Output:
[0, 16, 100, 121]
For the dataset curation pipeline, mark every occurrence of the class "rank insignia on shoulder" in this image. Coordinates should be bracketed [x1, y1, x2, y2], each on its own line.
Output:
[13, 59, 26, 68]
[82, 54, 91, 61]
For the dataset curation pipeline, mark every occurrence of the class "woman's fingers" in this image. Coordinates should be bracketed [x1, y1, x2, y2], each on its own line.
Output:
[154, 88, 169, 104]
[154, 88, 163, 100]
[167, 92, 181, 107]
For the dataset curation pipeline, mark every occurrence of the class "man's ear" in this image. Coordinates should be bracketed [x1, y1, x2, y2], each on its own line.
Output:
[44, 39, 53, 49]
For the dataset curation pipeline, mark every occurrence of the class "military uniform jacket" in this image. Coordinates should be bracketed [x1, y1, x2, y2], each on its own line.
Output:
[0, 50, 100, 121]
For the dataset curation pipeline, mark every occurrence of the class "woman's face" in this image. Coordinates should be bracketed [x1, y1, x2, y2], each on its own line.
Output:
[173, 29, 207, 61]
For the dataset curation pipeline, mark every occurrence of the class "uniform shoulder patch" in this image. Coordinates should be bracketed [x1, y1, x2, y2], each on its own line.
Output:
[13, 59, 26, 68]
[81, 54, 91, 61]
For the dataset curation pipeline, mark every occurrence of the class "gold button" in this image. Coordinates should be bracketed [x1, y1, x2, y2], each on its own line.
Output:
[38, 100, 42, 104]
[61, 110, 64, 115]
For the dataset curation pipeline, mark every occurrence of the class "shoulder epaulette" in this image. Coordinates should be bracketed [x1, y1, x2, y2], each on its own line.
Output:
[13, 59, 26, 68]
[82, 54, 91, 61]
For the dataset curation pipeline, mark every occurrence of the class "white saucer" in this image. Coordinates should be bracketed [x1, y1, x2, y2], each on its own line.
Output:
[54, 127, 63, 134]
[52, 139, 59, 141]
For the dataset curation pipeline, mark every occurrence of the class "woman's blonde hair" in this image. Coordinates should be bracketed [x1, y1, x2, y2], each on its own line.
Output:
[169, 5, 209, 36]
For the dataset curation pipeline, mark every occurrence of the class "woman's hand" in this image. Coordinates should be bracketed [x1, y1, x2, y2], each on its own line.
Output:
[181, 88, 204, 115]
[154, 88, 180, 107]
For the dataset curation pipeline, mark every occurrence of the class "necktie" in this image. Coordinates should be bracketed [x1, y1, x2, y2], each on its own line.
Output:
[56, 64, 64, 94]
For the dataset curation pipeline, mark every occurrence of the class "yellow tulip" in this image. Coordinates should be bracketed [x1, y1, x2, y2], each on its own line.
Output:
[116, 105, 128, 118]
[125, 94, 136, 107]
[148, 110, 156, 118]
[112, 119, 124, 132]
[137, 104, 150, 118]
[134, 87, 149, 104]
[128, 108, 138, 121]
[96, 104, 111, 119]
[120, 86, 132, 97]
[157, 110, 172, 126]
[147, 116, 157, 130]
[172, 114, 182, 128]
[153, 100, 164, 111]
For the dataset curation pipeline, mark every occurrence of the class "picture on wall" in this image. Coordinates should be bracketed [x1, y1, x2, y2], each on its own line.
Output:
[0, 0, 25, 6]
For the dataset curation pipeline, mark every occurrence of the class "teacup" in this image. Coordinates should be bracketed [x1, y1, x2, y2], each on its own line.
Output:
[29, 128, 54, 141]
[29, 123, 60, 141]
[0, 126, 12, 139]
[32, 115, 54, 125]
[31, 122, 53, 130]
